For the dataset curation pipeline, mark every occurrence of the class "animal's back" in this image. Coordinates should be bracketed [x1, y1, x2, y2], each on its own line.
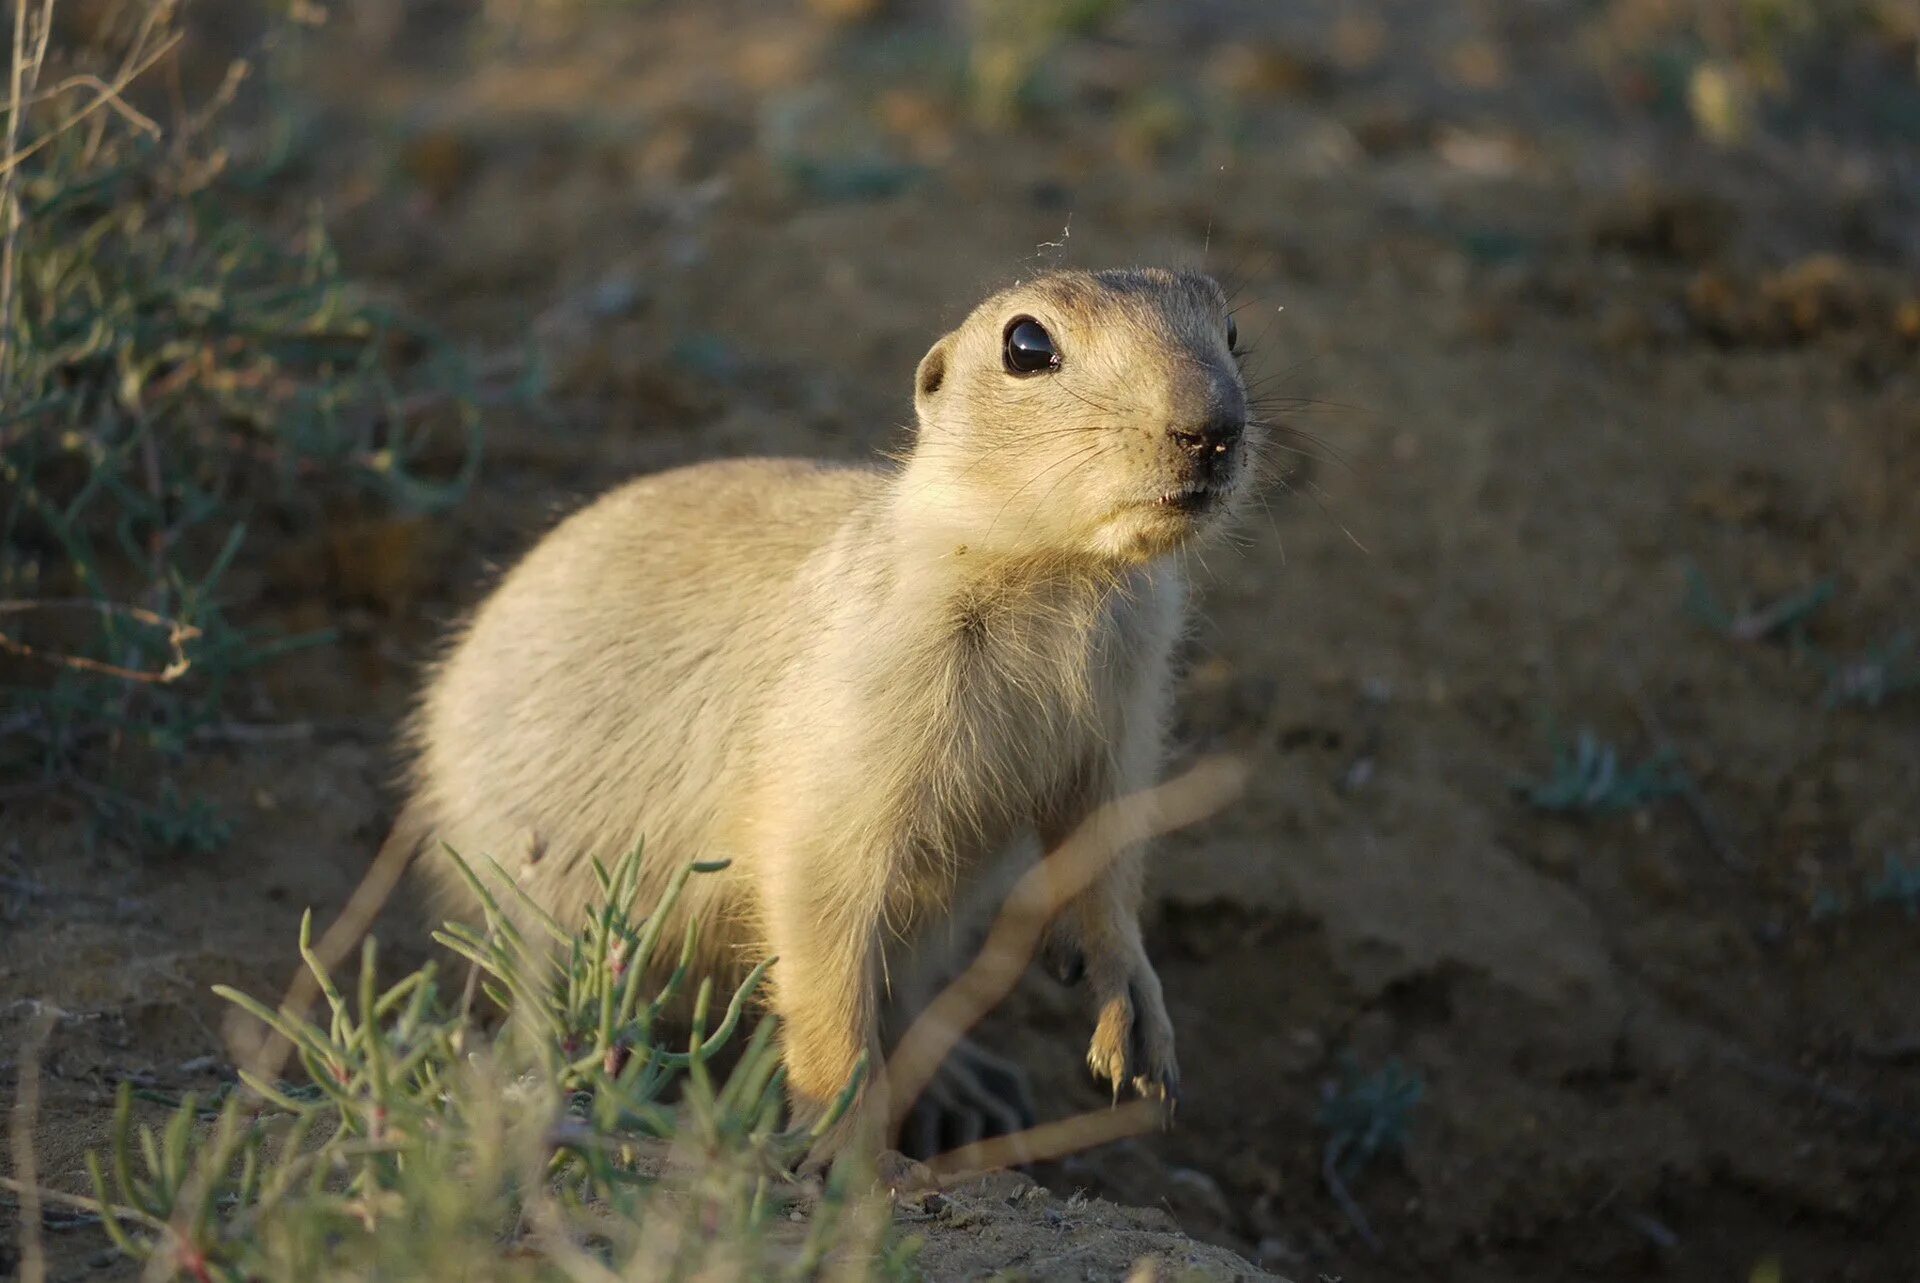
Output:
[410, 456, 881, 947]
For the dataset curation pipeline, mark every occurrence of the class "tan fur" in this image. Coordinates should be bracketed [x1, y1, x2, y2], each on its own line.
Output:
[398, 267, 1260, 1155]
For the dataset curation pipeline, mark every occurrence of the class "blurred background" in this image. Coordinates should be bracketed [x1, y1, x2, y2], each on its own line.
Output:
[4, 1, 1920, 1279]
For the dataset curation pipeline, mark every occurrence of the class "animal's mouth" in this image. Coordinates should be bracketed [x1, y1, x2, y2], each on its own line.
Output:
[1152, 485, 1217, 514]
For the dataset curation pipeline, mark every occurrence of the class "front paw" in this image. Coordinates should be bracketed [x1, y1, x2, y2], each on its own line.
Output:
[1086, 969, 1179, 1117]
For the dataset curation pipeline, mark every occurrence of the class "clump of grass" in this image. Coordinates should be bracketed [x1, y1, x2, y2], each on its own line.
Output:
[1597, 0, 1920, 142]
[0, 0, 491, 848]
[1316, 1054, 1423, 1253]
[1816, 631, 1918, 709]
[1518, 727, 1688, 815]
[1684, 569, 1916, 710]
[1865, 853, 1920, 915]
[962, 0, 1124, 126]
[1812, 850, 1920, 921]
[73, 849, 911, 1281]
[1684, 566, 1835, 645]
[1318, 1055, 1423, 1184]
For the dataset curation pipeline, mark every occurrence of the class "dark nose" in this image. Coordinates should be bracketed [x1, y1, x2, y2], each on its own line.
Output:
[1169, 413, 1244, 460]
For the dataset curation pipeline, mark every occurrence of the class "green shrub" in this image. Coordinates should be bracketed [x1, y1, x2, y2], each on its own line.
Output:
[0, 1, 489, 848]
[81, 850, 912, 1281]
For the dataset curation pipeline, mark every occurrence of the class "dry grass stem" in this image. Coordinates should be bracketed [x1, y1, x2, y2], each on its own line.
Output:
[225, 822, 421, 1083]
[889, 755, 1246, 1139]
[6, 1011, 56, 1283]
[926, 1098, 1165, 1185]
[0, 599, 203, 683]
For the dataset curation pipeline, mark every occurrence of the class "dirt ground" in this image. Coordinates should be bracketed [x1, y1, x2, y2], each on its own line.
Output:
[7, 0, 1920, 1279]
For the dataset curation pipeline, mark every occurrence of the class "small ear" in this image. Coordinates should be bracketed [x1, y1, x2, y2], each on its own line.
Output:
[913, 334, 953, 415]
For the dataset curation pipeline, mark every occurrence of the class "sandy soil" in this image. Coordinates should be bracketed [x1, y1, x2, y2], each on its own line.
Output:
[6, 1, 1920, 1279]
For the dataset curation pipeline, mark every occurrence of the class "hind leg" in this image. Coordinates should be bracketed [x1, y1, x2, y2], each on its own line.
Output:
[897, 1036, 1037, 1159]
[884, 908, 1039, 1161]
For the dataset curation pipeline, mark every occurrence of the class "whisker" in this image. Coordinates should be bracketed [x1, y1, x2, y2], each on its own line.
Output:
[1249, 421, 1353, 473]
[1299, 477, 1369, 555]
[980, 439, 1110, 547]
[1004, 440, 1117, 550]
[1250, 486, 1286, 567]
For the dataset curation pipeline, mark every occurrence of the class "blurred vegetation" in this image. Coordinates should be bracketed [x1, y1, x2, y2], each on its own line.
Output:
[1596, 0, 1920, 142]
[962, 0, 1125, 126]
[1686, 570, 1918, 709]
[1811, 850, 1920, 920]
[1518, 727, 1687, 816]
[1316, 1054, 1423, 1255]
[59, 850, 908, 1281]
[0, 0, 495, 850]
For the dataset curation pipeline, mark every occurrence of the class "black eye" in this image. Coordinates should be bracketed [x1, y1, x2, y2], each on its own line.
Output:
[1226, 315, 1238, 352]
[1003, 317, 1059, 375]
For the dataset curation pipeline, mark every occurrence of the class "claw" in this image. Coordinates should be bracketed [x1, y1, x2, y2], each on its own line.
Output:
[875, 1149, 933, 1194]
[1125, 978, 1150, 1072]
[1046, 942, 1087, 986]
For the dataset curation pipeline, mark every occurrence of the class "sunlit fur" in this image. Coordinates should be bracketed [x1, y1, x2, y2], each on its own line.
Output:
[395, 267, 1258, 1157]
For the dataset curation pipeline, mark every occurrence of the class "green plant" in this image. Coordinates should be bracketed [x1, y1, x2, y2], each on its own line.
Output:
[1684, 569, 1916, 709]
[1865, 852, 1920, 915]
[1518, 727, 1688, 815]
[1817, 631, 1918, 709]
[1684, 566, 1835, 644]
[1316, 1054, 1423, 1253]
[0, 0, 492, 848]
[1811, 850, 1920, 921]
[79, 850, 911, 1281]
[1318, 1055, 1422, 1185]
[962, 0, 1124, 126]
[1598, 0, 1920, 142]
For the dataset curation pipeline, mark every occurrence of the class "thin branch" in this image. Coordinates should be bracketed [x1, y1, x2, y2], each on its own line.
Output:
[0, 597, 201, 684]
[0, 71, 161, 134]
[228, 810, 423, 1084]
[925, 1098, 1163, 1186]
[6, 1011, 55, 1283]
[885, 756, 1246, 1139]
[0, 30, 184, 179]
[0, 0, 54, 401]
[1322, 1138, 1384, 1254]
[0, 1176, 169, 1233]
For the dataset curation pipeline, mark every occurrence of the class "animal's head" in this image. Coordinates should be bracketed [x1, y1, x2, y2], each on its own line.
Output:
[907, 268, 1257, 564]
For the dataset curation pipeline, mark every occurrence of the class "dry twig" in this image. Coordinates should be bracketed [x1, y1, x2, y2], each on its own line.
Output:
[0, 598, 201, 683]
[926, 1098, 1165, 1186]
[6, 1011, 56, 1283]
[890, 756, 1247, 1145]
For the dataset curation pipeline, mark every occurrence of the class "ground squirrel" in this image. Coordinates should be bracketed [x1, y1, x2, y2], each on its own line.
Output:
[393, 266, 1259, 1167]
